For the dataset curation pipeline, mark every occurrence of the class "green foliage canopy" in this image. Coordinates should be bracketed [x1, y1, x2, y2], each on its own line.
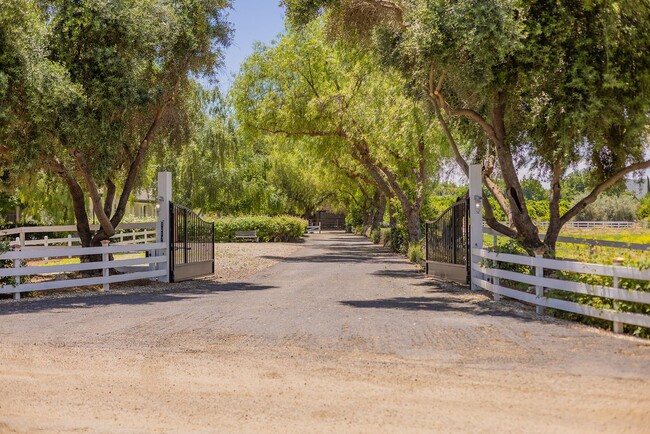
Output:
[0, 0, 231, 246]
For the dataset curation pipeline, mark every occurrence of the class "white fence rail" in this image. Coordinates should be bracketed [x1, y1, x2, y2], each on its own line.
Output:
[536, 221, 643, 229]
[306, 221, 322, 234]
[1, 222, 157, 248]
[0, 242, 167, 300]
[483, 227, 650, 252]
[471, 248, 650, 331]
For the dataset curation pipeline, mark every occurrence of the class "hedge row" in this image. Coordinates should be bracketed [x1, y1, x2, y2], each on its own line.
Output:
[211, 215, 308, 242]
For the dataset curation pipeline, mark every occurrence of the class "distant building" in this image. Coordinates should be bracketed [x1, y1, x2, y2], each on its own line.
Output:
[124, 190, 156, 219]
[312, 210, 346, 229]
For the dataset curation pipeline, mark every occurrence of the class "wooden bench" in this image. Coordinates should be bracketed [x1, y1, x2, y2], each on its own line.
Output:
[234, 230, 258, 242]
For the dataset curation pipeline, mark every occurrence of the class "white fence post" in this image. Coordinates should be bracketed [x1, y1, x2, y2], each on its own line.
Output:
[612, 257, 625, 333]
[13, 259, 21, 300]
[469, 164, 483, 291]
[492, 233, 500, 301]
[534, 251, 545, 315]
[101, 240, 110, 292]
[67, 234, 72, 258]
[44, 235, 49, 264]
[9, 239, 22, 300]
[157, 172, 172, 283]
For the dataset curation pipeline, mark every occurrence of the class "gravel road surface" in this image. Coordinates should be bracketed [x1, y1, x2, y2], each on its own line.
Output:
[1, 232, 649, 433]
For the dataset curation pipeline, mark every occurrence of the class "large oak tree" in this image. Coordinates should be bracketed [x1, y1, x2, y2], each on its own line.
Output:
[1, 0, 231, 250]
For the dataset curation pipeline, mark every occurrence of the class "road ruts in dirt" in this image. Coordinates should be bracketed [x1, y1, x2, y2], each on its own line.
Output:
[1, 232, 649, 433]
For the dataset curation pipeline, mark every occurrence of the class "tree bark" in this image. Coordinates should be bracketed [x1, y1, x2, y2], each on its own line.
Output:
[51, 158, 92, 248]
[372, 192, 386, 229]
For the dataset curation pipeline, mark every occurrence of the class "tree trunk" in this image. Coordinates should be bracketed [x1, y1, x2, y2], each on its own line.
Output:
[388, 199, 397, 229]
[405, 206, 421, 243]
[372, 193, 386, 229]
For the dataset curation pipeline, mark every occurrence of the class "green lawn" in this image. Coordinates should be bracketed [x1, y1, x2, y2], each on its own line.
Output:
[484, 228, 650, 265]
[559, 228, 650, 244]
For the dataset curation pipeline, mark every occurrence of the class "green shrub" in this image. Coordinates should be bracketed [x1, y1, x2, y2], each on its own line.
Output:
[380, 228, 391, 246]
[575, 193, 639, 221]
[390, 227, 408, 253]
[370, 228, 380, 244]
[639, 196, 650, 221]
[210, 215, 307, 242]
[407, 241, 424, 264]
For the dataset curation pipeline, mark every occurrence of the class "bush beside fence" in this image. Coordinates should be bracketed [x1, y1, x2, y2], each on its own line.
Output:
[212, 216, 307, 242]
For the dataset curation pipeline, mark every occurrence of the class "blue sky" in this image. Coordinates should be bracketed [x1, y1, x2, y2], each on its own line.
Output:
[216, 1, 287, 91]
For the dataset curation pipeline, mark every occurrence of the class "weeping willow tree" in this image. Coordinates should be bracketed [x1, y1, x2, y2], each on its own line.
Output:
[232, 21, 446, 241]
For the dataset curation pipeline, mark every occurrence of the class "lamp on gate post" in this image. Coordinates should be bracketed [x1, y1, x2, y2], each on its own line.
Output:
[473, 195, 483, 214]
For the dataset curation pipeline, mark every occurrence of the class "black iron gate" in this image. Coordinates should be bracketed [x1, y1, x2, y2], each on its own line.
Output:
[169, 202, 215, 282]
[425, 197, 470, 283]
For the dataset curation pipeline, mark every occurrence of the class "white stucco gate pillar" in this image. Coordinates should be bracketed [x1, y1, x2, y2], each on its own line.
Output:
[469, 164, 483, 291]
[157, 171, 172, 283]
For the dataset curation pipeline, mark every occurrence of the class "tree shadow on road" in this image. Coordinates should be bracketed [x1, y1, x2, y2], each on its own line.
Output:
[261, 251, 401, 265]
[339, 295, 536, 321]
[0, 281, 276, 316]
[371, 269, 423, 279]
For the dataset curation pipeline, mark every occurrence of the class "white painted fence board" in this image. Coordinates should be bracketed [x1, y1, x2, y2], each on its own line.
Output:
[473, 248, 650, 281]
[473, 262, 650, 305]
[473, 277, 650, 328]
[0, 269, 167, 294]
[483, 226, 649, 251]
[0, 222, 156, 237]
[0, 256, 166, 278]
[106, 269, 166, 284]
[21, 230, 157, 247]
[0, 243, 167, 260]
[24, 237, 82, 246]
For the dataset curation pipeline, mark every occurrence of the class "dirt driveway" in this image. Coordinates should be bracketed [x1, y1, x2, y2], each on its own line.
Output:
[1, 232, 649, 433]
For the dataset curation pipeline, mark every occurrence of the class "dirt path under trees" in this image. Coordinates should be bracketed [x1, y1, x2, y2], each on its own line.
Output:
[1, 232, 649, 433]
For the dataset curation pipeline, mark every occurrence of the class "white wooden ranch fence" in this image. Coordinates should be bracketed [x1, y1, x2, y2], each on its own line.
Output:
[536, 220, 645, 230]
[466, 164, 650, 334]
[472, 246, 650, 332]
[489, 221, 649, 230]
[0, 172, 176, 300]
[0, 222, 157, 248]
[0, 242, 167, 300]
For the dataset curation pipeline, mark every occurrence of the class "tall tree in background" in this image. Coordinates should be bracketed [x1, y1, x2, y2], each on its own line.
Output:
[0, 0, 231, 250]
[284, 0, 650, 255]
[233, 22, 445, 241]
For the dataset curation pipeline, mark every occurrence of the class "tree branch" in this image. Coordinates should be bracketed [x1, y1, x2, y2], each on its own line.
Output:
[483, 197, 518, 238]
[482, 172, 512, 224]
[103, 178, 116, 218]
[108, 61, 189, 235]
[50, 157, 92, 247]
[426, 67, 469, 176]
[561, 158, 650, 225]
[433, 90, 498, 144]
[71, 148, 115, 237]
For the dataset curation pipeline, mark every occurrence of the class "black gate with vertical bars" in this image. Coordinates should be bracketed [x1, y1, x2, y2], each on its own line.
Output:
[425, 197, 470, 283]
[169, 202, 215, 282]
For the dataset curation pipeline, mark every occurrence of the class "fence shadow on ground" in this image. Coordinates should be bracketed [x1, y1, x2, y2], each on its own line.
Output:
[0, 281, 276, 316]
